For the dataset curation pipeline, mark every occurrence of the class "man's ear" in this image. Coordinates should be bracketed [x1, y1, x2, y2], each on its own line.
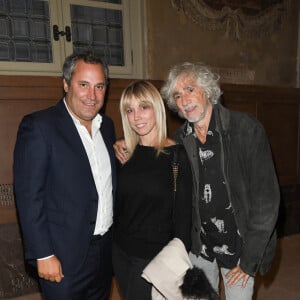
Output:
[63, 79, 69, 93]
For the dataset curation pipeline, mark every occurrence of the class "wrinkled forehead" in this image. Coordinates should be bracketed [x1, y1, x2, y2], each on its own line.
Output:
[172, 73, 198, 92]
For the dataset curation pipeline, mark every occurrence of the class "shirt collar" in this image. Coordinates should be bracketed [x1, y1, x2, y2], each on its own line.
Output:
[183, 108, 215, 138]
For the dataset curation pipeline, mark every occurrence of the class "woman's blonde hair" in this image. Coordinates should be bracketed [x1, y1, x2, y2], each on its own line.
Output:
[120, 80, 167, 160]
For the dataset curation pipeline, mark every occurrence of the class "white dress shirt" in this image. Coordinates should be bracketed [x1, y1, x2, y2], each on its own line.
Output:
[65, 99, 113, 235]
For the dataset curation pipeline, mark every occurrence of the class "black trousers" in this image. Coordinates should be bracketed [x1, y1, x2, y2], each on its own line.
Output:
[112, 242, 152, 300]
[39, 230, 113, 300]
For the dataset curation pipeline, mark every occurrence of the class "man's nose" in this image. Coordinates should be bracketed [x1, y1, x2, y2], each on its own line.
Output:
[88, 87, 96, 100]
[181, 92, 190, 105]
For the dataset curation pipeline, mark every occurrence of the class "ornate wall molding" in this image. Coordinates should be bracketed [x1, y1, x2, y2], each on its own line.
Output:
[171, 0, 290, 40]
[211, 67, 255, 84]
[0, 184, 14, 207]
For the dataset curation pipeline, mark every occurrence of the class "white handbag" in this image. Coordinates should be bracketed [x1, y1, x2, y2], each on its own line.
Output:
[142, 237, 192, 300]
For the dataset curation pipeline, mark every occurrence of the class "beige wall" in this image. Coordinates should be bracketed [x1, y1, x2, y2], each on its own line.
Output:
[145, 0, 299, 87]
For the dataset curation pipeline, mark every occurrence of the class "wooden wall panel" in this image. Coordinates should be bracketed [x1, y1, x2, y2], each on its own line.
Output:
[221, 84, 259, 116]
[0, 204, 17, 224]
[222, 84, 300, 185]
[262, 103, 299, 183]
[0, 100, 58, 183]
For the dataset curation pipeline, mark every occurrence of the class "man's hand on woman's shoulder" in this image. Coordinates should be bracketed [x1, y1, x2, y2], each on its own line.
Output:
[113, 139, 128, 164]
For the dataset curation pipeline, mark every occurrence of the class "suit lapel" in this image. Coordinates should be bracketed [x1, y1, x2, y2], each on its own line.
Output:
[55, 99, 116, 195]
[55, 99, 93, 171]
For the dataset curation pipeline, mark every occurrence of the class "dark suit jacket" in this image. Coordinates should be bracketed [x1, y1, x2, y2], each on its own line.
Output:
[13, 99, 117, 275]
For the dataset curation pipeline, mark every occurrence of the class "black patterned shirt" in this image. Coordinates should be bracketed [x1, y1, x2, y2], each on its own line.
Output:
[192, 111, 242, 269]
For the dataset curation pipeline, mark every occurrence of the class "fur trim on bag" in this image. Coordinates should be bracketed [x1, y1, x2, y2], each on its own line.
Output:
[180, 267, 219, 300]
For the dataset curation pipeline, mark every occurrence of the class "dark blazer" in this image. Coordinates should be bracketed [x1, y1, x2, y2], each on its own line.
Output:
[13, 99, 117, 275]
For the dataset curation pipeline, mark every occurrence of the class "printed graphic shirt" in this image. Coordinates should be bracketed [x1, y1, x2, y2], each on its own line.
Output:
[194, 111, 242, 269]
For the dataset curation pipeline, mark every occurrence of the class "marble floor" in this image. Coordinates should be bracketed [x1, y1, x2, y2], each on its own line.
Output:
[252, 233, 300, 300]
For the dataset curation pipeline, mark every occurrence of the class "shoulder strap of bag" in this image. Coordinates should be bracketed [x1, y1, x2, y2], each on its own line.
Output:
[172, 145, 179, 222]
[172, 145, 179, 192]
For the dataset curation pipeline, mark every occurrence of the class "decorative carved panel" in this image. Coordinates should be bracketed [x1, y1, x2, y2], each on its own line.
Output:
[171, 0, 290, 39]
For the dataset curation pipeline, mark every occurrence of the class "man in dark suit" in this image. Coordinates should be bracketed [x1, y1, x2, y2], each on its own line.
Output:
[13, 51, 117, 300]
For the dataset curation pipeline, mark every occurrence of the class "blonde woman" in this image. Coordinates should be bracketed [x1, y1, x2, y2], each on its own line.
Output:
[112, 80, 192, 300]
